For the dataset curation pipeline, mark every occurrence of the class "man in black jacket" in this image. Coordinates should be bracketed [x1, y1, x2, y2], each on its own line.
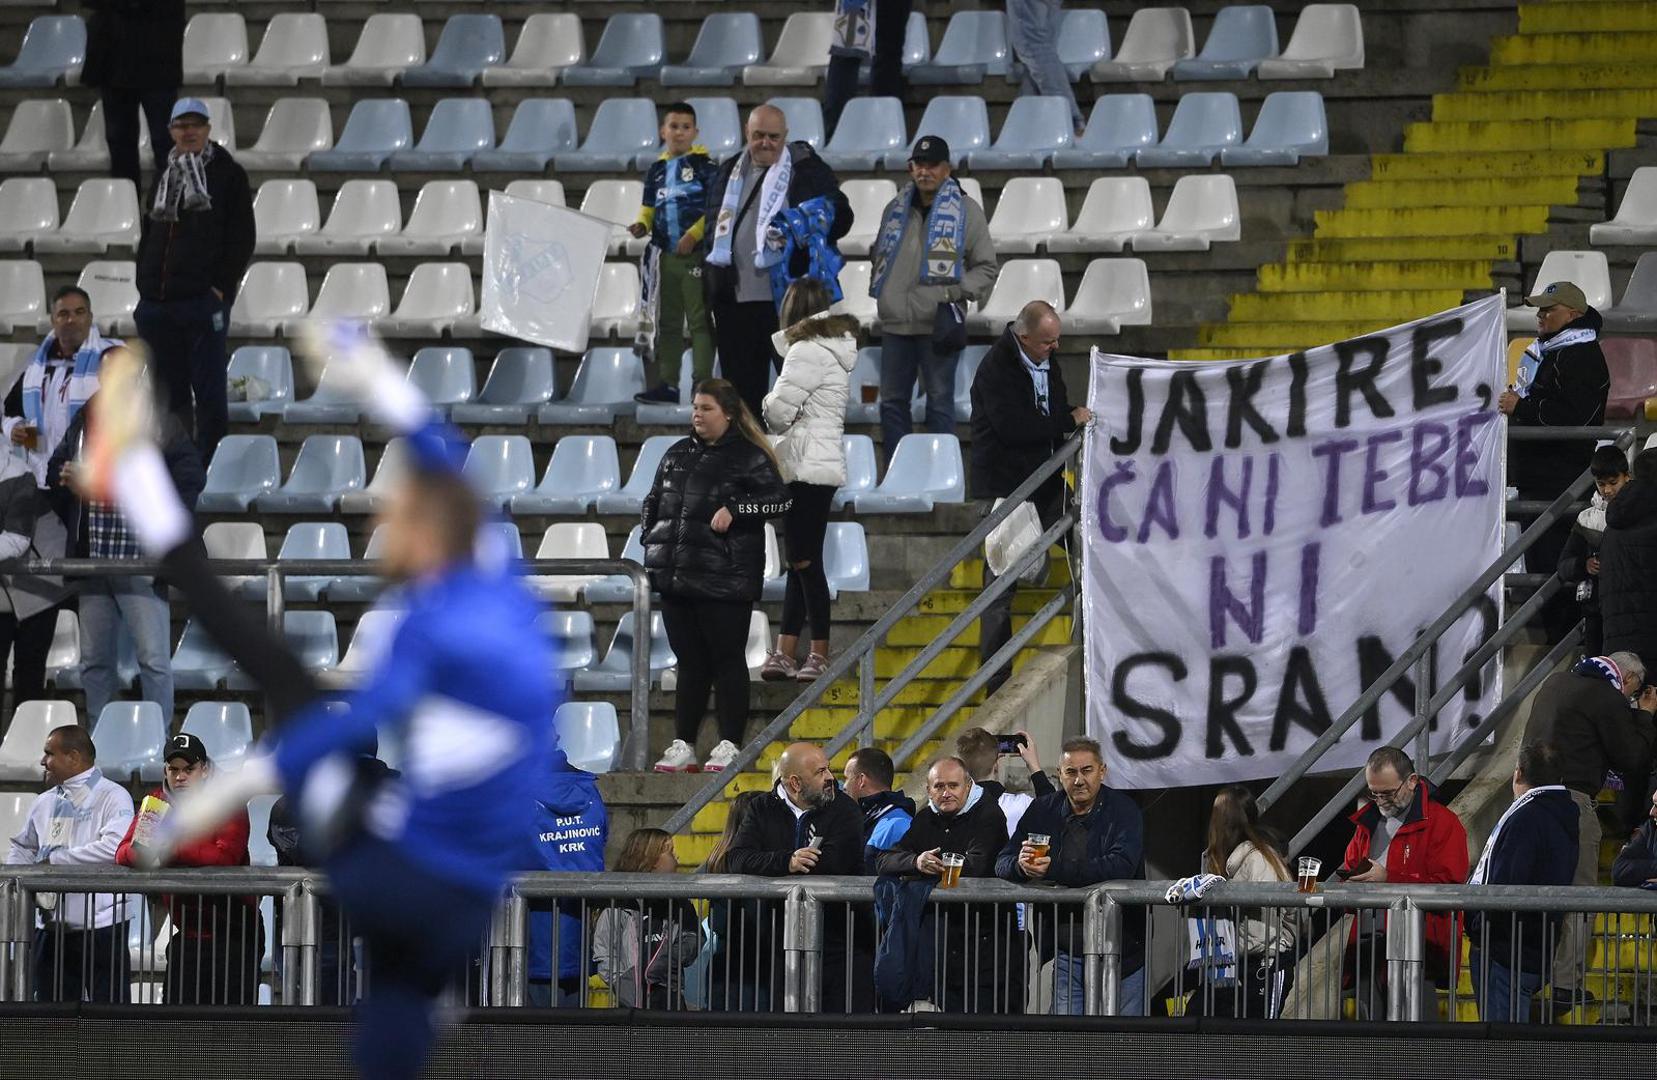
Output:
[704, 104, 852, 421]
[1599, 448, 1657, 668]
[84, 0, 184, 186]
[969, 301, 1091, 691]
[134, 97, 255, 464]
[874, 757, 1015, 1012]
[1467, 743, 1579, 1022]
[996, 736, 1146, 1015]
[1500, 281, 1611, 641]
[1523, 653, 1657, 996]
[724, 741, 868, 1010]
[844, 746, 915, 873]
[1612, 786, 1657, 888]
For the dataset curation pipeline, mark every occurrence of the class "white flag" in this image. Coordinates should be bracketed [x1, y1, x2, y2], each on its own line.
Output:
[479, 192, 612, 352]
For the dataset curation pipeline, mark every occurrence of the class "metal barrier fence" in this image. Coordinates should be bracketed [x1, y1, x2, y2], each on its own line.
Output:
[5, 869, 1655, 1027]
[0, 555, 655, 768]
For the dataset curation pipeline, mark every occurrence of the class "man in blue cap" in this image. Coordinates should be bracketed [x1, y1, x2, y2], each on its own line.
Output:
[133, 96, 254, 464]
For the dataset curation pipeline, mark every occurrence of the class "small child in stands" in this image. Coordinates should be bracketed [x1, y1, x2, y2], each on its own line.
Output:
[1559, 444, 1630, 656]
[631, 102, 717, 406]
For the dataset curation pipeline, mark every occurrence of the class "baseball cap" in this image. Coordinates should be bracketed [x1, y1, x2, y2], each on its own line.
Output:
[909, 136, 951, 165]
[1524, 281, 1588, 310]
[170, 98, 211, 124]
[164, 732, 210, 766]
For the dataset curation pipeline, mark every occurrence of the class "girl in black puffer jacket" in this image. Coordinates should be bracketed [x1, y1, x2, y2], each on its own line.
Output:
[645, 379, 791, 773]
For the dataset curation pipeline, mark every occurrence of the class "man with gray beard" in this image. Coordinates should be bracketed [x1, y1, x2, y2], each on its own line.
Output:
[724, 741, 867, 1009]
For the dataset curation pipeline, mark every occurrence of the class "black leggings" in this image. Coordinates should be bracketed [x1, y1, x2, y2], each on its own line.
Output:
[661, 594, 752, 745]
[781, 482, 835, 641]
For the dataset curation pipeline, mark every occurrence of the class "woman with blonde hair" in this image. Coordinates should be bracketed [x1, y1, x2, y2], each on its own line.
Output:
[592, 828, 699, 1008]
[1192, 785, 1299, 1018]
[760, 277, 859, 684]
[645, 379, 792, 773]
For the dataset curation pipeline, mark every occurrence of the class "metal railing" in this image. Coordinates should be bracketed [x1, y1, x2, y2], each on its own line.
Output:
[1257, 425, 1636, 850]
[663, 431, 1087, 834]
[6, 867, 1656, 1026]
[0, 555, 655, 769]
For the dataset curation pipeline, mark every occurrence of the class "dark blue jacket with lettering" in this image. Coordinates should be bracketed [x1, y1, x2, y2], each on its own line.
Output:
[526, 764, 608, 983]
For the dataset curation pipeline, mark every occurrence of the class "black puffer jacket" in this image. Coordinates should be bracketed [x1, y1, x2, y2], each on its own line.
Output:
[641, 430, 791, 602]
[84, 0, 185, 90]
[1600, 476, 1657, 665]
[136, 146, 256, 304]
[1507, 308, 1610, 495]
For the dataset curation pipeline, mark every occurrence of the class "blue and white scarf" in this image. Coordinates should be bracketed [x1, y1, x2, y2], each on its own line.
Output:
[1572, 654, 1622, 689]
[22, 326, 116, 432]
[1514, 325, 1598, 399]
[831, 0, 877, 58]
[763, 195, 843, 309]
[869, 177, 966, 299]
[707, 148, 793, 271]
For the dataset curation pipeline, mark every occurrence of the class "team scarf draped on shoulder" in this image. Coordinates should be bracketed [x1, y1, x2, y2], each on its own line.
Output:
[762, 195, 844, 309]
[869, 177, 966, 299]
[1514, 323, 1598, 399]
[23, 327, 117, 432]
[830, 0, 877, 58]
[1469, 783, 1568, 884]
[151, 141, 217, 223]
[707, 148, 793, 271]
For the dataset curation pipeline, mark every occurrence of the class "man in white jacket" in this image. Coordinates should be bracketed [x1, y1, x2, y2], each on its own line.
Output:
[6, 724, 136, 1001]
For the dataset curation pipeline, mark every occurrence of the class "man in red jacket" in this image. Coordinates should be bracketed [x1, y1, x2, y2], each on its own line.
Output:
[1341, 746, 1469, 1019]
[116, 733, 261, 1005]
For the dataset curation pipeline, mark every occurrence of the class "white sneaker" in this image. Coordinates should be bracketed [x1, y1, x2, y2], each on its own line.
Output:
[654, 739, 696, 773]
[703, 740, 739, 772]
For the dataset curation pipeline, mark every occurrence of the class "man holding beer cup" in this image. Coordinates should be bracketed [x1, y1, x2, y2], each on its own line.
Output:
[996, 737, 1147, 1016]
[874, 757, 1015, 1011]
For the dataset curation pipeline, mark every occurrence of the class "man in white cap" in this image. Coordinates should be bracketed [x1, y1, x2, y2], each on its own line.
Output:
[133, 96, 254, 465]
[1499, 280, 1610, 641]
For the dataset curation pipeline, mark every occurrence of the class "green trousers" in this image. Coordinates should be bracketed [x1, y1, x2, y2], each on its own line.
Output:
[652, 250, 716, 389]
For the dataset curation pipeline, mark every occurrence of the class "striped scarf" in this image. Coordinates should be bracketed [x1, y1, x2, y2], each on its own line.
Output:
[151, 141, 216, 223]
[869, 178, 966, 299]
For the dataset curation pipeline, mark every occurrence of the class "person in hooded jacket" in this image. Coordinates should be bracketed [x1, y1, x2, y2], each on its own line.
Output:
[843, 746, 915, 873]
[1500, 281, 1611, 642]
[1467, 743, 1579, 1023]
[1560, 446, 1631, 657]
[760, 279, 859, 684]
[875, 757, 1016, 1013]
[525, 761, 606, 1007]
[1599, 446, 1657, 668]
[646, 379, 792, 773]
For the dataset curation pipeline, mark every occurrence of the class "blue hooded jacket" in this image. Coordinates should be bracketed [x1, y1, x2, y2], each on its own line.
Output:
[526, 765, 607, 983]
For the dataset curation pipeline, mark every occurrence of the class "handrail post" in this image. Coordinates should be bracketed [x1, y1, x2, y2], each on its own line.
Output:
[1387, 898, 1426, 1021]
[487, 890, 527, 1007]
[7, 879, 30, 1002]
[857, 652, 875, 748]
[282, 880, 319, 1006]
[0, 879, 12, 1002]
[1412, 651, 1432, 772]
[782, 885, 821, 1014]
[1088, 889, 1120, 1017]
[628, 566, 652, 771]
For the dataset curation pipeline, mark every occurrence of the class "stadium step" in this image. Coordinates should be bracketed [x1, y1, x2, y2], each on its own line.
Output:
[1226, 289, 1466, 323]
[1460, 64, 1657, 93]
[1311, 206, 1551, 238]
[1368, 150, 1600, 180]
[1518, 2, 1657, 35]
[1490, 31, 1657, 66]
[1434, 88, 1657, 123]
[1341, 176, 1582, 210]
[1283, 236, 1520, 263]
[1403, 118, 1636, 153]
[1258, 261, 1495, 293]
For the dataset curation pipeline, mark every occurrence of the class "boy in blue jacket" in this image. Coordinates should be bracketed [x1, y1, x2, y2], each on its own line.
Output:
[630, 102, 717, 405]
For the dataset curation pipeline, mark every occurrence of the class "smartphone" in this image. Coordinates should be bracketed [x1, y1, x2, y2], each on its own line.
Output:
[807, 836, 823, 852]
[997, 732, 1028, 754]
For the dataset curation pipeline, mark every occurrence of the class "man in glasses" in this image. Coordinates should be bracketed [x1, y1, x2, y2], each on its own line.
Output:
[1339, 746, 1468, 1019]
[133, 97, 255, 464]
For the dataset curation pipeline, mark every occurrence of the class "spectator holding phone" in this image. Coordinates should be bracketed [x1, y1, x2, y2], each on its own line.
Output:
[954, 726, 1054, 839]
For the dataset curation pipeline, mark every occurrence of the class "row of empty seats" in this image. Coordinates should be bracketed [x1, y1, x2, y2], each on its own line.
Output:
[0, 696, 625, 781]
[198, 429, 965, 516]
[1505, 250, 1657, 333]
[1591, 167, 1657, 247]
[153, 5, 1363, 91]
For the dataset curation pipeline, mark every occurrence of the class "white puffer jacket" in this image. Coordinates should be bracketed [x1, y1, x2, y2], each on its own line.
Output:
[763, 325, 857, 487]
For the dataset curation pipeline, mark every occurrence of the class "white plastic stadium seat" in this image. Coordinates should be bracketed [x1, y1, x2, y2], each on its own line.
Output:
[1091, 8, 1195, 83]
[32, 178, 137, 253]
[573, 612, 676, 691]
[230, 262, 308, 336]
[1591, 167, 1657, 247]
[321, 13, 425, 87]
[252, 178, 320, 255]
[837, 179, 897, 258]
[294, 179, 402, 256]
[528, 522, 611, 603]
[1048, 177, 1155, 254]
[76, 260, 137, 334]
[483, 14, 585, 88]
[854, 434, 965, 513]
[379, 180, 482, 256]
[0, 699, 75, 780]
[592, 435, 679, 515]
[538, 349, 645, 425]
[1130, 175, 1240, 252]
[1505, 251, 1612, 331]
[966, 259, 1064, 332]
[340, 438, 407, 516]
[299, 263, 391, 329]
[0, 98, 73, 170]
[181, 13, 249, 84]
[986, 177, 1068, 255]
[224, 13, 329, 86]
[513, 436, 621, 515]
[1256, 4, 1364, 79]
[1066, 258, 1154, 336]
[742, 12, 834, 86]
[579, 179, 647, 258]
[830, 261, 878, 330]
[0, 258, 45, 332]
[834, 434, 878, 510]
[236, 98, 333, 170]
[590, 263, 642, 338]
[555, 702, 619, 774]
[0, 177, 57, 251]
[377, 263, 474, 337]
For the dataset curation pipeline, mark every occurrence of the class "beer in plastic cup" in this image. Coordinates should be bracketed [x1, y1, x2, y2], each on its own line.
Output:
[1026, 833, 1051, 860]
[939, 852, 965, 888]
[1297, 856, 1321, 893]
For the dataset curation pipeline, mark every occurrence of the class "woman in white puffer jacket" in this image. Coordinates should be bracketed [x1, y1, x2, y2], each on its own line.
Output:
[759, 279, 860, 682]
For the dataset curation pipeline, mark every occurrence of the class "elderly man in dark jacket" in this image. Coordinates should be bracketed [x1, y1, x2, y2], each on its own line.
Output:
[1613, 786, 1657, 888]
[1599, 448, 1657, 667]
[134, 97, 255, 465]
[704, 104, 852, 421]
[84, 0, 185, 186]
[997, 736, 1146, 1016]
[1523, 653, 1657, 996]
[875, 757, 1017, 1012]
[1467, 743, 1579, 1023]
[724, 741, 869, 1010]
[969, 301, 1092, 692]
[1500, 281, 1611, 641]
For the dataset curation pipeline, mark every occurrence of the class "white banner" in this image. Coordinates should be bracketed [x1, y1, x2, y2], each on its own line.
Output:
[479, 192, 612, 352]
[1081, 296, 1508, 789]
